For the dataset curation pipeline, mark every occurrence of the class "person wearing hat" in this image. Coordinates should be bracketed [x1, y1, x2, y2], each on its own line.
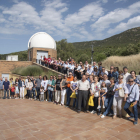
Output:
[121, 67, 131, 84]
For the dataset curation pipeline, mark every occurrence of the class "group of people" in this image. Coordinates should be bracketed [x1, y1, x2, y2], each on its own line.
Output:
[0, 58, 140, 125]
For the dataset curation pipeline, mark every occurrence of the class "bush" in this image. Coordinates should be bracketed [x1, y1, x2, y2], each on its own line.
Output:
[12, 65, 43, 76]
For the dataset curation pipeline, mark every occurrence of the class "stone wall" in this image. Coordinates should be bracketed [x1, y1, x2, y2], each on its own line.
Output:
[0, 60, 32, 77]
[28, 48, 57, 62]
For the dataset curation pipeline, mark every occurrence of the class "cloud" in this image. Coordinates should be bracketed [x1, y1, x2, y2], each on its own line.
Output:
[65, 2, 104, 27]
[115, 0, 127, 3]
[101, 0, 108, 3]
[90, 1, 140, 32]
[108, 16, 140, 34]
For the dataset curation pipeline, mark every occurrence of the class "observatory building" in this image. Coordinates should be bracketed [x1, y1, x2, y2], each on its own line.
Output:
[28, 32, 57, 62]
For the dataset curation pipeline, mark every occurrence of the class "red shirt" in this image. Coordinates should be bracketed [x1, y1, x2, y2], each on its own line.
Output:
[44, 57, 47, 64]
[47, 58, 51, 63]
[11, 87, 15, 92]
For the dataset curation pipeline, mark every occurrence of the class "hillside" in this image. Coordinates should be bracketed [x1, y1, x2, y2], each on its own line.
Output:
[73, 27, 140, 49]
[0, 26, 140, 62]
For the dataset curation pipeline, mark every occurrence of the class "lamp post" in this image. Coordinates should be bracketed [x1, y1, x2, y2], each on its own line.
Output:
[91, 45, 94, 65]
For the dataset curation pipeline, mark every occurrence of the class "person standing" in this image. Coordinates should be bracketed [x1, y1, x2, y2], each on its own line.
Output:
[52, 76, 56, 103]
[101, 67, 108, 76]
[101, 78, 115, 118]
[41, 76, 48, 101]
[3, 78, 10, 99]
[65, 72, 74, 107]
[55, 75, 62, 105]
[122, 66, 131, 84]
[35, 75, 42, 100]
[108, 66, 114, 80]
[124, 78, 139, 125]
[47, 76, 53, 102]
[90, 76, 100, 114]
[77, 75, 90, 113]
[60, 75, 67, 106]
[26, 78, 33, 100]
[113, 75, 128, 119]
[87, 65, 93, 75]
[112, 67, 119, 83]
[25, 76, 29, 98]
[19, 78, 25, 99]
[0, 77, 4, 98]
[31, 77, 36, 99]
[10, 78, 14, 98]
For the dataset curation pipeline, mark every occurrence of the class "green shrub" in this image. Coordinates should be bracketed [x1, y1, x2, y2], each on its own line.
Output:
[12, 65, 43, 76]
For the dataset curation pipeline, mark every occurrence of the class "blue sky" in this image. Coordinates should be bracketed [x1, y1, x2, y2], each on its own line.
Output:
[0, 0, 140, 54]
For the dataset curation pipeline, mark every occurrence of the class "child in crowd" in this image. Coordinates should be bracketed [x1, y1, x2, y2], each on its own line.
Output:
[10, 84, 15, 99]
[40, 87, 44, 102]
[15, 83, 19, 99]
[97, 82, 107, 109]
[70, 76, 78, 109]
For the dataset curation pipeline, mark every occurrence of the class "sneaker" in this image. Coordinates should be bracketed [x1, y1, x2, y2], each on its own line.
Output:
[97, 106, 101, 109]
[128, 117, 134, 120]
[133, 121, 138, 125]
[101, 115, 105, 118]
[97, 112, 101, 116]
[103, 105, 105, 109]
[46, 99, 47, 101]
[90, 110, 94, 114]
[93, 111, 97, 114]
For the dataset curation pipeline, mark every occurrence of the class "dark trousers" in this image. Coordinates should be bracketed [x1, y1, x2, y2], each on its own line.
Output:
[28, 90, 32, 98]
[93, 97, 98, 112]
[36, 87, 40, 99]
[124, 101, 138, 121]
[45, 91, 47, 100]
[48, 90, 53, 101]
[66, 87, 72, 106]
[103, 96, 114, 116]
[77, 90, 88, 111]
[4, 89, 9, 99]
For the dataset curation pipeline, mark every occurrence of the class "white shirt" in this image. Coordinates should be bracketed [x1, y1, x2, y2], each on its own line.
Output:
[41, 80, 48, 90]
[77, 66, 82, 71]
[71, 81, 78, 94]
[113, 82, 128, 97]
[40, 89, 44, 95]
[84, 64, 89, 68]
[90, 82, 100, 97]
[78, 80, 90, 91]
[87, 68, 93, 75]
[25, 79, 28, 87]
[122, 72, 131, 83]
[101, 71, 108, 76]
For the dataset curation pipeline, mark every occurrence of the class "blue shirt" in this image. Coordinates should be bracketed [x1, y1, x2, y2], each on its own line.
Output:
[126, 84, 139, 103]
[48, 80, 53, 91]
[97, 66, 102, 76]
[0, 80, 3, 89]
[3, 81, 10, 90]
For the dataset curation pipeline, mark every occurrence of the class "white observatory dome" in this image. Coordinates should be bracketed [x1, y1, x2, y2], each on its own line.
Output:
[28, 32, 56, 50]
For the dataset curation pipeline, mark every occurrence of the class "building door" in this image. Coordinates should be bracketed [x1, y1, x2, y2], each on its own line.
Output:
[2, 74, 9, 81]
[37, 51, 48, 64]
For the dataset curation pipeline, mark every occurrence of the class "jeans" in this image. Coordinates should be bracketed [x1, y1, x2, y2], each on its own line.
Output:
[36, 87, 40, 99]
[4, 89, 9, 99]
[103, 96, 114, 116]
[124, 101, 138, 121]
[73, 94, 78, 108]
[28, 90, 32, 98]
[48, 90, 53, 101]
[32, 88, 36, 98]
[66, 87, 72, 106]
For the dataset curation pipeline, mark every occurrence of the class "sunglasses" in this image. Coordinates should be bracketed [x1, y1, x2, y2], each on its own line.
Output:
[129, 81, 133, 82]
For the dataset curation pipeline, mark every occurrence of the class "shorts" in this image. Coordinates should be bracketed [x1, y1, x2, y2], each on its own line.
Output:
[15, 92, 19, 94]
[11, 92, 15, 95]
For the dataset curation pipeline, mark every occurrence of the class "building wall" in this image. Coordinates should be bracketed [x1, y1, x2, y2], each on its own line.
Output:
[28, 48, 57, 62]
[0, 60, 32, 77]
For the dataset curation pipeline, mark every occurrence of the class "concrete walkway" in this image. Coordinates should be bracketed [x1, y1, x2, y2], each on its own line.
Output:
[0, 99, 140, 140]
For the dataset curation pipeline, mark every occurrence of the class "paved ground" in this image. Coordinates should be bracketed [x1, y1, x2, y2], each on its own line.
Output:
[0, 99, 140, 140]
